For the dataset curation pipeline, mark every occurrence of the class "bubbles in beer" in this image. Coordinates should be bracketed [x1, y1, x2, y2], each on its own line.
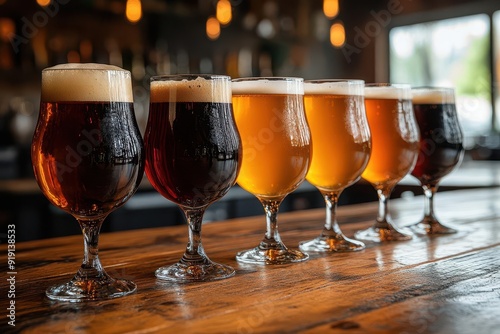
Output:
[412, 87, 455, 104]
[41, 63, 133, 103]
[232, 77, 304, 95]
[150, 76, 231, 103]
[304, 80, 364, 96]
[364, 84, 411, 100]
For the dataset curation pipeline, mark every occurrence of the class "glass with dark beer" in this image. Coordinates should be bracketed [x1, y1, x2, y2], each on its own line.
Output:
[299, 79, 371, 252]
[31, 63, 144, 301]
[410, 87, 464, 234]
[232, 77, 311, 264]
[355, 83, 420, 242]
[145, 74, 241, 282]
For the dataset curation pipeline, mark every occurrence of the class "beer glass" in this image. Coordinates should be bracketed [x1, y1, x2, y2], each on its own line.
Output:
[299, 80, 371, 252]
[410, 87, 464, 234]
[232, 77, 311, 264]
[145, 74, 241, 282]
[31, 64, 144, 301]
[355, 83, 419, 242]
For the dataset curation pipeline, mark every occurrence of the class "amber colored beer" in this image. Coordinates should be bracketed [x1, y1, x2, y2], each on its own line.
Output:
[304, 92, 371, 192]
[361, 89, 419, 188]
[31, 63, 143, 302]
[32, 64, 144, 218]
[232, 79, 311, 199]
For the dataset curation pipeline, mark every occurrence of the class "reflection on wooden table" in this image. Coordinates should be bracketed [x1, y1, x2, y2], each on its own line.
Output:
[1, 187, 500, 333]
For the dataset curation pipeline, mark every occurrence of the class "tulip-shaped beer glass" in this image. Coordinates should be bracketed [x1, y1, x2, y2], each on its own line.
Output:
[299, 80, 371, 252]
[355, 84, 420, 242]
[31, 64, 144, 301]
[232, 77, 311, 264]
[410, 87, 464, 234]
[144, 75, 241, 282]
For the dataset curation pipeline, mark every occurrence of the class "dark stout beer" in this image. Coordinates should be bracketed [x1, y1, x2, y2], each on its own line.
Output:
[32, 64, 144, 219]
[144, 76, 241, 209]
[145, 101, 240, 208]
[411, 89, 464, 185]
[31, 63, 144, 301]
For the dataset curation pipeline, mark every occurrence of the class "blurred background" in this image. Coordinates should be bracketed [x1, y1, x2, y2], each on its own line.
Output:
[1, 0, 500, 241]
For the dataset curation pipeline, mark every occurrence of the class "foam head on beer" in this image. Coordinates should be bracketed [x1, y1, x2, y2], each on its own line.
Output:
[364, 83, 411, 100]
[412, 87, 455, 105]
[150, 75, 231, 103]
[304, 80, 364, 96]
[231, 77, 304, 95]
[41, 63, 133, 103]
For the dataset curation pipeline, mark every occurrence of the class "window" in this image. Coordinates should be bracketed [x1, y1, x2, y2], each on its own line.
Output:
[494, 11, 500, 130]
[389, 14, 492, 140]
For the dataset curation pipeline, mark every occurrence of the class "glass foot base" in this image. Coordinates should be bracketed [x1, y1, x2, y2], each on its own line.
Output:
[236, 246, 309, 265]
[354, 224, 413, 243]
[299, 235, 365, 252]
[410, 220, 458, 235]
[155, 261, 235, 282]
[46, 277, 136, 302]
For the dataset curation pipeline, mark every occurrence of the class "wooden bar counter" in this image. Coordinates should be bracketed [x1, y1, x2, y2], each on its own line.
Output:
[2, 187, 500, 333]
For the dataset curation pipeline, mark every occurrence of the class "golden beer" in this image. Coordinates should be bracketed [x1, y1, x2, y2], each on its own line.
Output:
[299, 79, 370, 253]
[361, 96, 419, 188]
[232, 88, 311, 200]
[354, 84, 419, 242]
[232, 77, 310, 264]
[305, 93, 371, 191]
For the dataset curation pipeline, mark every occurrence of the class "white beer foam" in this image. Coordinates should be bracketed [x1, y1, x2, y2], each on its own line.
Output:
[412, 88, 455, 104]
[304, 80, 364, 96]
[232, 78, 304, 95]
[41, 63, 133, 102]
[150, 76, 231, 103]
[364, 84, 411, 100]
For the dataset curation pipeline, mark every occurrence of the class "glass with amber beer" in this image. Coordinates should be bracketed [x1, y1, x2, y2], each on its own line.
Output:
[31, 63, 144, 301]
[410, 87, 464, 234]
[145, 74, 241, 281]
[354, 83, 420, 242]
[232, 77, 311, 264]
[299, 80, 371, 252]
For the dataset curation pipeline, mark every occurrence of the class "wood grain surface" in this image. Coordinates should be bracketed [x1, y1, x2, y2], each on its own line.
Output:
[1, 187, 500, 333]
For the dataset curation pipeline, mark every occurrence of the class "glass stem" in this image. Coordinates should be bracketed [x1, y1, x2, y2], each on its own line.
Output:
[76, 217, 107, 280]
[375, 187, 392, 229]
[181, 207, 209, 265]
[322, 191, 343, 236]
[259, 199, 284, 250]
[423, 184, 438, 221]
